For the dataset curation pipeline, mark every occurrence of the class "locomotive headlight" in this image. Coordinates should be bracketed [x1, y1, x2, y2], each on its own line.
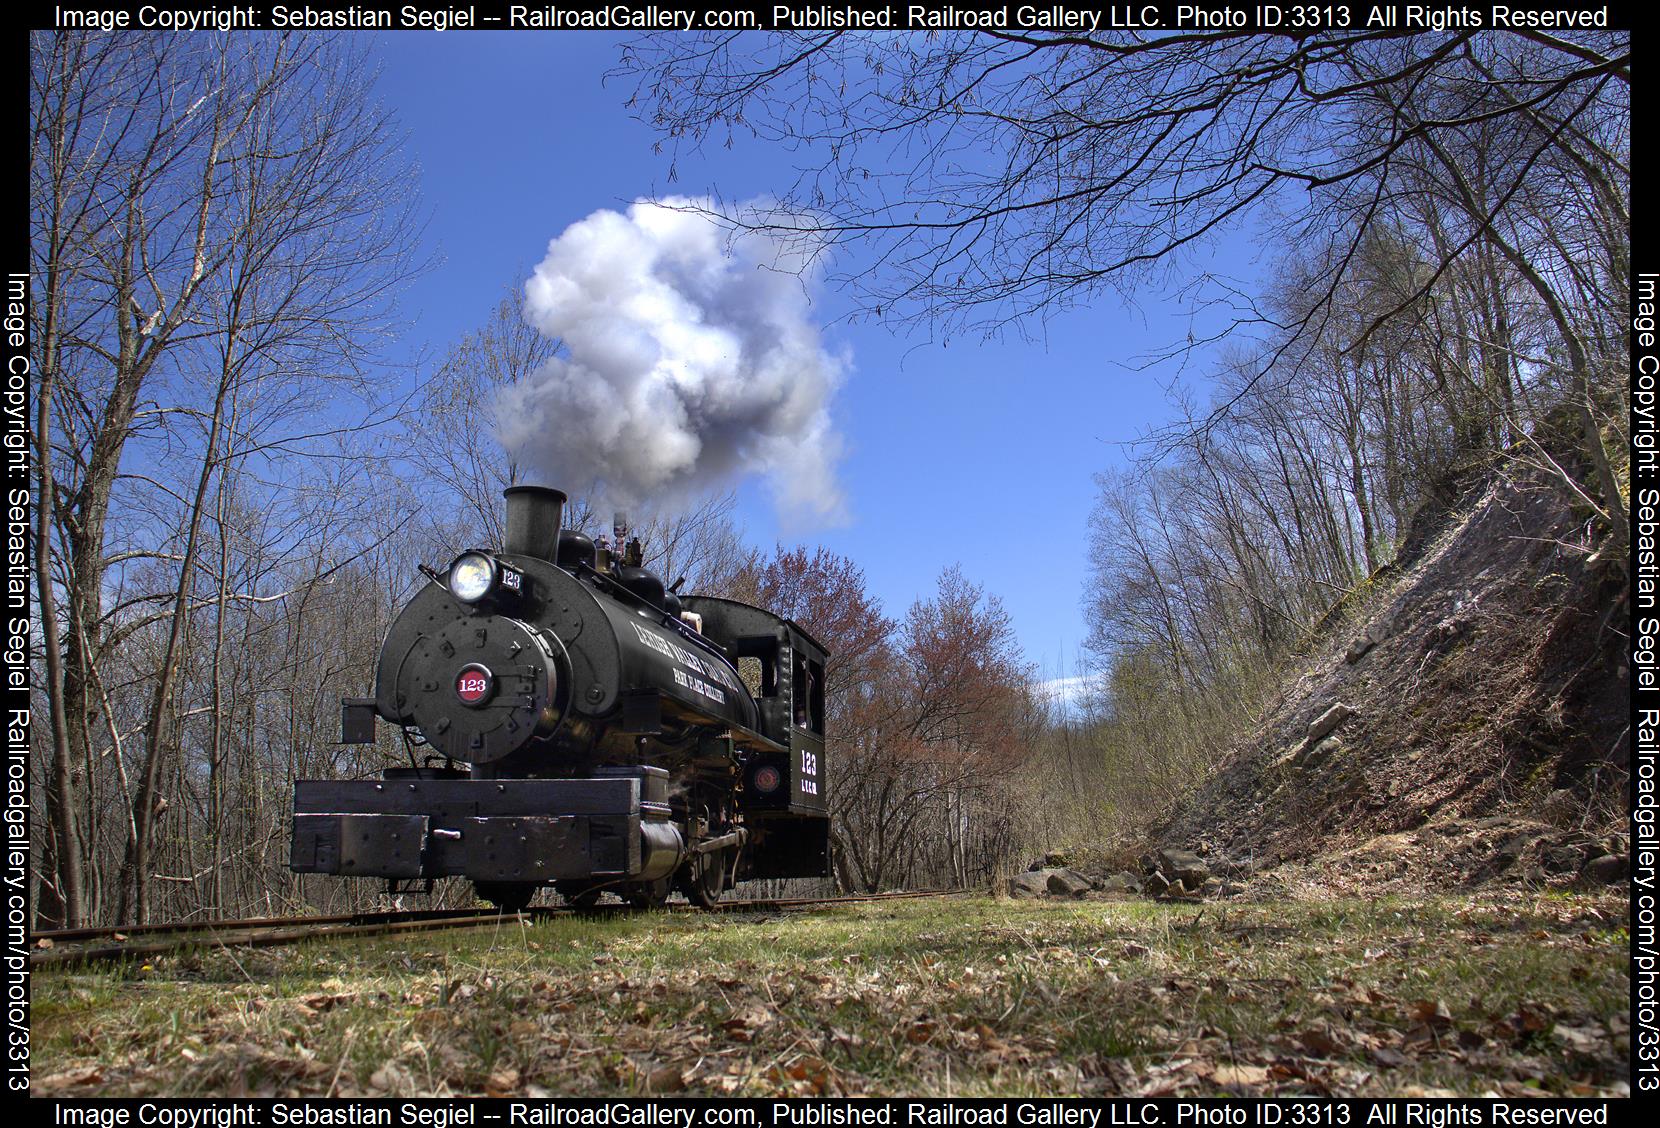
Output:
[449, 552, 496, 603]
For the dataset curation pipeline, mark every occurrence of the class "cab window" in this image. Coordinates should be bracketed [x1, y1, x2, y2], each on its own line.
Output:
[793, 654, 824, 734]
[734, 636, 779, 697]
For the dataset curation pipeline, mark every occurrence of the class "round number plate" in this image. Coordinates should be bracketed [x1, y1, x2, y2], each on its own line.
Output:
[455, 663, 494, 707]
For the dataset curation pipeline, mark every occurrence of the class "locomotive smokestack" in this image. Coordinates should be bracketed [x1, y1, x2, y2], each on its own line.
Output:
[503, 485, 566, 563]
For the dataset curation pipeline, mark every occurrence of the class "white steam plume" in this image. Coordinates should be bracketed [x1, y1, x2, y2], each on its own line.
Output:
[494, 198, 846, 524]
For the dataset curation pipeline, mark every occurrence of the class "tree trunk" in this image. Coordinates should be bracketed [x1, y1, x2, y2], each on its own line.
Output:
[118, 369, 233, 925]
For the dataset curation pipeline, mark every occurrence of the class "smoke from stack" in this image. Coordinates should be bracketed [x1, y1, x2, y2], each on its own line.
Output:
[494, 198, 847, 525]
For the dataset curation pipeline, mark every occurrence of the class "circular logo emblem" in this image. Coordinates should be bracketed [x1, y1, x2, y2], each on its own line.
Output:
[455, 663, 494, 707]
[751, 764, 783, 794]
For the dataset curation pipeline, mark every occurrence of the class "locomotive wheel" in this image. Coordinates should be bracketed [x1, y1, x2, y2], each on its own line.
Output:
[475, 881, 537, 914]
[676, 849, 729, 909]
[618, 877, 672, 910]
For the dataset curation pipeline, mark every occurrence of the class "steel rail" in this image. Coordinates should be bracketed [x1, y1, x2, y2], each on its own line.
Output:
[31, 889, 970, 970]
[33, 907, 503, 945]
[30, 911, 539, 969]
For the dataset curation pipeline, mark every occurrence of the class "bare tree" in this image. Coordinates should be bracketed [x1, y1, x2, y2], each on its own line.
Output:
[30, 31, 422, 926]
[408, 285, 560, 552]
[620, 31, 1628, 542]
[620, 31, 1624, 333]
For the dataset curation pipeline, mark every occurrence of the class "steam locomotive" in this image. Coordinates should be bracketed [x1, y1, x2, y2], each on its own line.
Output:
[289, 486, 830, 911]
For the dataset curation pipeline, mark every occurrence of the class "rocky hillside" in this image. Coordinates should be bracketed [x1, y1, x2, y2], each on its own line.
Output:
[1145, 465, 1628, 896]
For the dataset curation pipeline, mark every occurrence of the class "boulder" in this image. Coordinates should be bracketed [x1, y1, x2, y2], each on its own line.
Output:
[1208, 855, 1257, 879]
[1099, 872, 1142, 894]
[1143, 870, 1171, 896]
[1295, 736, 1343, 768]
[1008, 871, 1050, 898]
[1582, 854, 1627, 885]
[1046, 868, 1093, 898]
[1347, 617, 1395, 663]
[1306, 703, 1353, 746]
[1541, 844, 1587, 875]
[1199, 877, 1225, 898]
[1157, 847, 1210, 888]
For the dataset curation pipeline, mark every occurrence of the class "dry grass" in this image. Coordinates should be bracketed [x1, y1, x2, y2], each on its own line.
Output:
[33, 891, 1627, 1098]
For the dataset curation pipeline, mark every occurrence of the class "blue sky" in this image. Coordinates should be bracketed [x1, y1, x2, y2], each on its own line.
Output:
[370, 32, 1247, 685]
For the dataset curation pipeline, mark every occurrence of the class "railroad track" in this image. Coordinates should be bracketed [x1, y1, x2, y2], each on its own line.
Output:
[30, 888, 970, 970]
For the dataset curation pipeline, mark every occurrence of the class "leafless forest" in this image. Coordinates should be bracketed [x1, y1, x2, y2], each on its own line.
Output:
[31, 30, 1628, 928]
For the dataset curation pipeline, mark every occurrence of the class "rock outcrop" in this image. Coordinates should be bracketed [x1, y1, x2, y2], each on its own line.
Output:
[1148, 469, 1627, 893]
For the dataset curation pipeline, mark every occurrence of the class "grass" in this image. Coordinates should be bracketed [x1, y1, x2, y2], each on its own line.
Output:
[32, 891, 1628, 1098]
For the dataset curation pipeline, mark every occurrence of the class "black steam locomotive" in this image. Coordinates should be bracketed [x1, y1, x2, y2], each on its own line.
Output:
[289, 486, 830, 911]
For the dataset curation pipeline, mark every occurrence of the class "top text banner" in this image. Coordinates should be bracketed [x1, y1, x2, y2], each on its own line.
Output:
[48, 1, 1632, 34]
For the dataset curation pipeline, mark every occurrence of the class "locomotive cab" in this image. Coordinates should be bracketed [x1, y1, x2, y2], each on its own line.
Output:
[679, 596, 831, 881]
[289, 485, 832, 911]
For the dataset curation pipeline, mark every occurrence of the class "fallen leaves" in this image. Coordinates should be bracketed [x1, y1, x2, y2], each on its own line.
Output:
[1408, 998, 1454, 1029]
[1210, 1063, 1271, 1087]
[720, 1005, 773, 1042]
[368, 1061, 415, 1094]
[33, 1066, 104, 1093]
[294, 992, 356, 1017]
[484, 1067, 521, 1096]
[26, 891, 1630, 1099]
[766, 1056, 834, 1095]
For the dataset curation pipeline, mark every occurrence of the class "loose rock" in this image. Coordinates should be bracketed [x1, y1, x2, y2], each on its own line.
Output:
[1306, 703, 1354, 745]
[1582, 854, 1627, 885]
[1541, 845, 1586, 875]
[1008, 871, 1050, 899]
[1295, 737, 1344, 768]
[1045, 868, 1093, 898]
[1157, 847, 1210, 889]
[1099, 872, 1142, 894]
